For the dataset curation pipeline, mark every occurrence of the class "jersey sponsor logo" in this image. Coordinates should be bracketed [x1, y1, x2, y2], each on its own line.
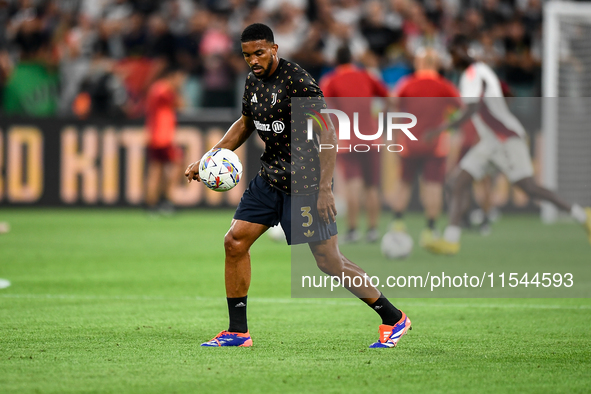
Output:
[271, 120, 285, 133]
[254, 120, 285, 134]
[271, 93, 278, 106]
[251, 93, 258, 104]
[254, 120, 270, 132]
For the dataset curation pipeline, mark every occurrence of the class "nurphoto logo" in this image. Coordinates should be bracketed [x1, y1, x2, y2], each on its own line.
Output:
[306, 109, 418, 152]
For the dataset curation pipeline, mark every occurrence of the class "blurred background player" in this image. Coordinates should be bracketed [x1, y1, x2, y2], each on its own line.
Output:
[446, 108, 496, 236]
[425, 35, 591, 255]
[447, 82, 516, 237]
[145, 66, 185, 214]
[390, 48, 462, 247]
[319, 45, 389, 243]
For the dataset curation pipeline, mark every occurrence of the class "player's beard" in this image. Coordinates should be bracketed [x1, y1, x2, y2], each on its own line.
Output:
[254, 56, 274, 80]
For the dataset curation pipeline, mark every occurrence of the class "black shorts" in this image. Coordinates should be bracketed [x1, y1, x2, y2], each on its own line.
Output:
[234, 175, 338, 245]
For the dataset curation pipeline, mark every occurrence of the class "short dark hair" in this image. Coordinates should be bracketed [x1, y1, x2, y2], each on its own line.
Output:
[16, 29, 50, 56]
[241, 23, 274, 44]
[336, 45, 352, 65]
[448, 34, 470, 50]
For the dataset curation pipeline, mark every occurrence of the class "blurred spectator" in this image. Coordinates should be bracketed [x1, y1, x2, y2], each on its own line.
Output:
[133, 0, 160, 15]
[332, 0, 363, 26]
[146, 14, 176, 65]
[360, 0, 403, 61]
[176, 9, 208, 108]
[163, 0, 193, 36]
[199, 14, 237, 107]
[469, 29, 504, 68]
[0, 0, 11, 104]
[0, 0, 10, 49]
[386, 0, 408, 30]
[103, 0, 133, 23]
[482, 0, 506, 29]
[462, 8, 483, 38]
[0, 0, 549, 115]
[522, 0, 542, 33]
[503, 18, 538, 96]
[56, 14, 96, 114]
[290, 22, 325, 81]
[122, 12, 147, 56]
[0, 48, 11, 105]
[405, 3, 450, 68]
[259, 0, 306, 15]
[73, 41, 127, 118]
[424, 0, 445, 29]
[271, 3, 308, 60]
[322, 21, 369, 65]
[3, 20, 59, 116]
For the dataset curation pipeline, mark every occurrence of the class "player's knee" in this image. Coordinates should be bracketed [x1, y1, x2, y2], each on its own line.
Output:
[224, 231, 248, 260]
[313, 250, 343, 276]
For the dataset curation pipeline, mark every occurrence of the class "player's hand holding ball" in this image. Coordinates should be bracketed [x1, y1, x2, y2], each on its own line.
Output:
[186, 148, 242, 192]
[185, 160, 202, 183]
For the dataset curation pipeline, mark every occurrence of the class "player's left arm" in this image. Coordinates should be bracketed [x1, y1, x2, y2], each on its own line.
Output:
[315, 112, 338, 224]
[297, 71, 338, 224]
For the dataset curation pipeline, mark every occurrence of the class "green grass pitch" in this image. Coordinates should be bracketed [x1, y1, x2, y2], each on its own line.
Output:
[0, 208, 590, 393]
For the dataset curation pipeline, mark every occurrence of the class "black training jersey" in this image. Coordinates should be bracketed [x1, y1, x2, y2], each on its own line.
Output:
[242, 58, 326, 195]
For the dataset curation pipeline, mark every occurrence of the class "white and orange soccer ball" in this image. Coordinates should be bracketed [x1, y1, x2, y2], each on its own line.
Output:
[199, 148, 243, 192]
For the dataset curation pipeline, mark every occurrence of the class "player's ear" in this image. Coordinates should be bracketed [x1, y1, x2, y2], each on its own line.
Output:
[272, 43, 278, 55]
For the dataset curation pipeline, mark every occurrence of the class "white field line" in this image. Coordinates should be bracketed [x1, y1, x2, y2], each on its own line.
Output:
[0, 293, 590, 310]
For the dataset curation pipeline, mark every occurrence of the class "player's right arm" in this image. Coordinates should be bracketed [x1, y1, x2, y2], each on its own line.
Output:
[185, 114, 256, 183]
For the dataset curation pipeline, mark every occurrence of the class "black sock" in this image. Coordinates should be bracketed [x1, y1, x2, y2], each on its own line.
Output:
[369, 294, 403, 326]
[427, 218, 436, 230]
[394, 211, 403, 220]
[227, 296, 248, 333]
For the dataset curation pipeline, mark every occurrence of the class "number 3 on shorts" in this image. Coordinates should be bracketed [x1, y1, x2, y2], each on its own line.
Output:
[301, 207, 313, 228]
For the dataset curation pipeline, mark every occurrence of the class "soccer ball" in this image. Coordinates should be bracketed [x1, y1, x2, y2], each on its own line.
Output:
[199, 148, 243, 192]
[381, 231, 414, 259]
[267, 224, 286, 243]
